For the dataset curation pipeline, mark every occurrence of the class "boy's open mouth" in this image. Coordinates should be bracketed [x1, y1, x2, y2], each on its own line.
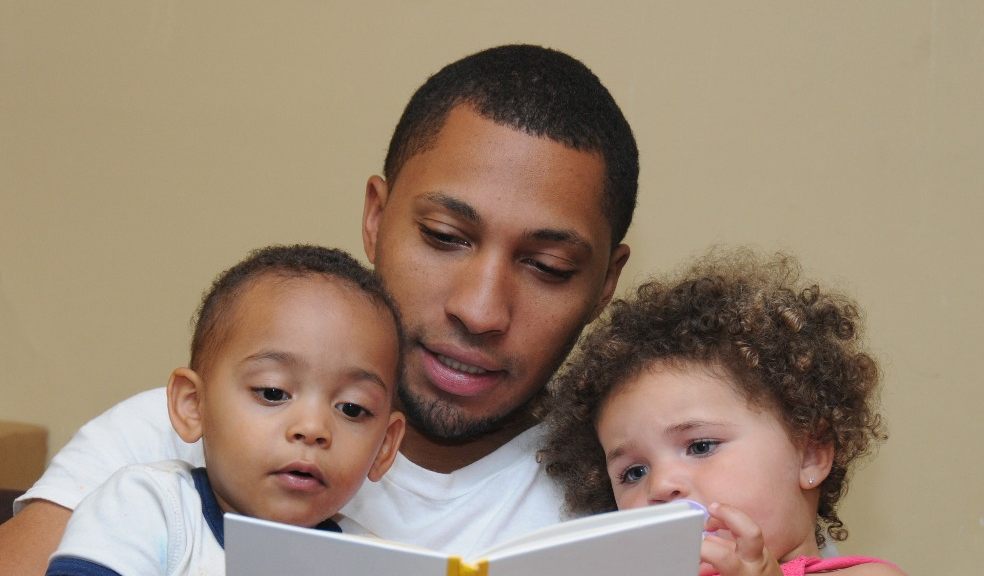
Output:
[275, 462, 326, 487]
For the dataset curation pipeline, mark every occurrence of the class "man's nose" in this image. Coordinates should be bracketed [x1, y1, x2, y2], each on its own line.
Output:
[445, 252, 511, 336]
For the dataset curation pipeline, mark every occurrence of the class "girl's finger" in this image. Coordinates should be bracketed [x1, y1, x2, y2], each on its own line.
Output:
[707, 502, 767, 563]
[700, 532, 740, 575]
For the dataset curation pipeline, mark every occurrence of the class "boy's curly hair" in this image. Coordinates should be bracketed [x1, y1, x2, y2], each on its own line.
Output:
[539, 249, 886, 547]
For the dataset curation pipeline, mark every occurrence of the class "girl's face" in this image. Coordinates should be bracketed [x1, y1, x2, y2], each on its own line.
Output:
[596, 361, 828, 562]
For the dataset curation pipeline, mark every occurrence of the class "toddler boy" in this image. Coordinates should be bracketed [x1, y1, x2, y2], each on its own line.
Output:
[46, 245, 406, 575]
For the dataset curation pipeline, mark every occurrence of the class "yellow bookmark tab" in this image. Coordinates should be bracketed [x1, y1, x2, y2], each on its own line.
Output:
[446, 557, 489, 576]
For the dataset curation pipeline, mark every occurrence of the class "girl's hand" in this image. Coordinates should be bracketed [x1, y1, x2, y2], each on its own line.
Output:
[698, 502, 783, 576]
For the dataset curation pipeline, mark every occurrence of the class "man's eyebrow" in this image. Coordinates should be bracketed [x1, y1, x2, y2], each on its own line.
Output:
[424, 192, 593, 253]
[526, 228, 592, 253]
[424, 192, 480, 223]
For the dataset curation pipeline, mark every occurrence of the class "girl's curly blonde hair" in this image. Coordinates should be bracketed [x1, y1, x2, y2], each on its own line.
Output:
[539, 249, 886, 547]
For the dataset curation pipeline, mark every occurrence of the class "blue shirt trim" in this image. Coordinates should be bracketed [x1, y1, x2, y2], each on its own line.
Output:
[191, 467, 227, 547]
[190, 467, 342, 550]
[46, 555, 123, 576]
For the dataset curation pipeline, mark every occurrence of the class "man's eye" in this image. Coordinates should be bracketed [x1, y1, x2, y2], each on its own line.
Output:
[527, 259, 576, 281]
[253, 387, 290, 404]
[618, 464, 648, 484]
[420, 225, 468, 248]
[336, 402, 370, 419]
[687, 439, 719, 456]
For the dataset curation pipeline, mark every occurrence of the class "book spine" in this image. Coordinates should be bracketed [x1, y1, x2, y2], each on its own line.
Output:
[446, 557, 488, 576]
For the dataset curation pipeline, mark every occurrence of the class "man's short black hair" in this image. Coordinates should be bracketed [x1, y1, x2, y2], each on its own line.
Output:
[384, 44, 638, 245]
[190, 244, 402, 377]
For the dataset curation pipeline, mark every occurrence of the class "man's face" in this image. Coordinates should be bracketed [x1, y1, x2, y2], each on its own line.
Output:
[363, 105, 629, 439]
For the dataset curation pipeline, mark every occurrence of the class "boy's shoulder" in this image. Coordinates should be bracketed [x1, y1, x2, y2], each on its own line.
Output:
[113, 459, 199, 483]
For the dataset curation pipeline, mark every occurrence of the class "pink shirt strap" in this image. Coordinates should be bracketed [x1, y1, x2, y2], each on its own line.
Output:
[780, 555, 901, 575]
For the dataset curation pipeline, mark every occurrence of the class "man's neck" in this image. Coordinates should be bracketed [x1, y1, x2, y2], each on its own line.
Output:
[398, 414, 538, 473]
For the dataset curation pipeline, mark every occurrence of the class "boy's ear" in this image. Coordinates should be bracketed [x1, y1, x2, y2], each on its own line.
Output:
[167, 367, 206, 444]
[367, 411, 406, 482]
[362, 175, 390, 266]
[799, 441, 834, 490]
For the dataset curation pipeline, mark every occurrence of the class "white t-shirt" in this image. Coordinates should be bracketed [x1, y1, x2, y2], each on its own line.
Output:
[19, 388, 567, 557]
[46, 460, 357, 576]
[48, 461, 226, 576]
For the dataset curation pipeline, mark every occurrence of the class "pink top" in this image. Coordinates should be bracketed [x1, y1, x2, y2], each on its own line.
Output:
[780, 555, 901, 575]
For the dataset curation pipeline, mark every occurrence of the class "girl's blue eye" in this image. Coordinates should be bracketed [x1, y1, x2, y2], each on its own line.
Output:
[687, 440, 718, 456]
[619, 464, 648, 484]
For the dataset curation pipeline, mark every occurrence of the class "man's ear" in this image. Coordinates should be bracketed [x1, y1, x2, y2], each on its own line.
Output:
[800, 441, 834, 490]
[367, 411, 406, 482]
[362, 175, 391, 266]
[589, 243, 630, 321]
[167, 367, 206, 444]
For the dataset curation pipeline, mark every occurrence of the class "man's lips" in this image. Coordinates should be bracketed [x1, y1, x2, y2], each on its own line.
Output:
[420, 346, 503, 397]
[435, 353, 490, 375]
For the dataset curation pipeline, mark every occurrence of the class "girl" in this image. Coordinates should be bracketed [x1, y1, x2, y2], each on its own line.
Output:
[541, 250, 904, 576]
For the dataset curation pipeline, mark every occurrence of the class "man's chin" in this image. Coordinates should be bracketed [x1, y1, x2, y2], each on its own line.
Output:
[399, 388, 511, 442]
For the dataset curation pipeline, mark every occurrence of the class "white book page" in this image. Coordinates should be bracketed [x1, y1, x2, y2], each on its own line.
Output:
[484, 506, 704, 576]
[478, 500, 696, 558]
[225, 514, 449, 575]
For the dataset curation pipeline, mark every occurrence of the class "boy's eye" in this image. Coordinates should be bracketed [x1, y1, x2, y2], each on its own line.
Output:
[618, 464, 648, 484]
[253, 387, 290, 404]
[336, 402, 370, 419]
[686, 439, 719, 456]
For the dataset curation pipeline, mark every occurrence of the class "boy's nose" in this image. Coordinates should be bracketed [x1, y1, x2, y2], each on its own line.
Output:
[291, 429, 329, 447]
[287, 411, 331, 448]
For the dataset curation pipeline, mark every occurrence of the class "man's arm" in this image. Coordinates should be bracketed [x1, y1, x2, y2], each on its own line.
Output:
[0, 388, 202, 575]
[0, 500, 71, 576]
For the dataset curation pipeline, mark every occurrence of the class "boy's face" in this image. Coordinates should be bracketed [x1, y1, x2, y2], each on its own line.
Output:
[171, 274, 404, 527]
[596, 362, 826, 562]
[363, 105, 629, 439]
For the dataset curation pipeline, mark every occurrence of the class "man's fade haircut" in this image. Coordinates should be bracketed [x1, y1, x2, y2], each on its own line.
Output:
[189, 244, 403, 379]
[384, 44, 639, 246]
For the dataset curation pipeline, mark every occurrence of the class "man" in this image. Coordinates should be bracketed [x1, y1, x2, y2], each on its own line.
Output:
[0, 44, 638, 574]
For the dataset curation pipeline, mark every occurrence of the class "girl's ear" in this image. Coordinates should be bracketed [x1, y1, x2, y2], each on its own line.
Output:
[167, 367, 206, 444]
[367, 411, 406, 482]
[800, 441, 835, 490]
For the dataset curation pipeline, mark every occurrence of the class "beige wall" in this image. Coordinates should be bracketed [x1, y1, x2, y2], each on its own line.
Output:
[2, 1, 981, 571]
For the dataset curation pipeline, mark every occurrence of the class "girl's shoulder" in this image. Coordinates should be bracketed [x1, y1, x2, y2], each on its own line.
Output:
[834, 563, 905, 576]
[796, 556, 905, 576]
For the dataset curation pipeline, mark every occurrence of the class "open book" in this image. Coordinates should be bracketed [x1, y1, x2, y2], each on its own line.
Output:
[225, 500, 705, 575]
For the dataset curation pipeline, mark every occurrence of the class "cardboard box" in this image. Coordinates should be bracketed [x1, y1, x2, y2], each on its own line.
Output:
[0, 421, 47, 491]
